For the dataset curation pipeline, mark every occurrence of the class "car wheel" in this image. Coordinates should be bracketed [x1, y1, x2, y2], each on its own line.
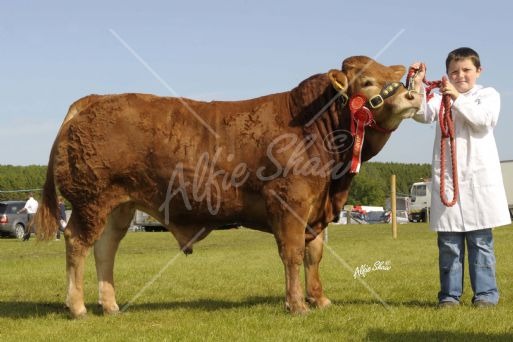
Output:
[15, 223, 25, 240]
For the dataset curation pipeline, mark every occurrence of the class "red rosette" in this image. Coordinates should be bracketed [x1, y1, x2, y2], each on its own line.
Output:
[354, 107, 372, 125]
[349, 94, 367, 114]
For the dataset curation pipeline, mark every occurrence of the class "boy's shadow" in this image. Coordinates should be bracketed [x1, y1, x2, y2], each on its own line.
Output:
[366, 329, 513, 342]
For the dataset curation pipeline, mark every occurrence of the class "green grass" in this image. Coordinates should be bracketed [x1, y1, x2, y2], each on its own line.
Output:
[1, 223, 513, 341]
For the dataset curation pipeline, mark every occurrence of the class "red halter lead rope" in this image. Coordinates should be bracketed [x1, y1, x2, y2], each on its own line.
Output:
[407, 65, 459, 207]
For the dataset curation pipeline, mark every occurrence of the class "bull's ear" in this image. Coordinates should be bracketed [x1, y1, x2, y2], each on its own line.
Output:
[389, 65, 406, 79]
[327, 69, 348, 92]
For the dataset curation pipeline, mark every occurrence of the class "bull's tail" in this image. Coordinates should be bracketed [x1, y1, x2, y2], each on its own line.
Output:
[34, 140, 60, 241]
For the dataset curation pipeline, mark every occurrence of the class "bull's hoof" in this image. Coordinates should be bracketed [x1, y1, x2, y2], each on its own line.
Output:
[74, 312, 88, 320]
[104, 309, 120, 316]
[69, 307, 87, 320]
[285, 301, 309, 315]
[103, 303, 120, 316]
[306, 296, 332, 309]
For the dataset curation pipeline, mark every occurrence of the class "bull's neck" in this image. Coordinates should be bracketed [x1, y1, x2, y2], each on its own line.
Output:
[288, 75, 341, 135]
[361, 128, 393, 162]
[287, 74, 396, 167]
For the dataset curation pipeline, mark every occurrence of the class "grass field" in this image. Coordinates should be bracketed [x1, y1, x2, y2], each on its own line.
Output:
[1, 223, 513, 341]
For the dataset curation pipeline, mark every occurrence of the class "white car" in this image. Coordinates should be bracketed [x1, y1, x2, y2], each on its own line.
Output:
[386, 210, 409, 224]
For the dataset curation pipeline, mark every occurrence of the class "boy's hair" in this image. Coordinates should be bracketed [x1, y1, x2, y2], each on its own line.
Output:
[446, 47, 481, 72]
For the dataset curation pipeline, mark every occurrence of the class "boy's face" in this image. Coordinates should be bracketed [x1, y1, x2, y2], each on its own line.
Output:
[447, 58, 481, 93]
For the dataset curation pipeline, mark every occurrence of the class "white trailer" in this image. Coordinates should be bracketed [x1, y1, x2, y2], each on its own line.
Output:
[501, 160, 513, 218]
[409, 181, 431, 222]
[386, 196, 411, 212]
[132, 210, 166, 232]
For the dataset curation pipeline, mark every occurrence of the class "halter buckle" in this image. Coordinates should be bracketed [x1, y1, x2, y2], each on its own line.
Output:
[369, 95, 384, 108]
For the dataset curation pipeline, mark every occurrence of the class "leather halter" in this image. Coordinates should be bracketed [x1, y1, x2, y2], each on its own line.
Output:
[332, 81, 406, 173]
[368, 82, 405, 109]
[334, 81, 406, 133]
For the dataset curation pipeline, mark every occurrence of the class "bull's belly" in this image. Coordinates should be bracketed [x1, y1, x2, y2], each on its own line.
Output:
[141, 190, 272, 232]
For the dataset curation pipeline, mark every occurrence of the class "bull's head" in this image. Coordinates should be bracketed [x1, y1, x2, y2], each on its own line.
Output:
[327, 56, 421, 131]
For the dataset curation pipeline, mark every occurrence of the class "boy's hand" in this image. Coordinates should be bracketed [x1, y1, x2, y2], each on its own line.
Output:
[441, 77, 459, 101]
[410, 62, 426, 80]
[409, 62, 426, 92]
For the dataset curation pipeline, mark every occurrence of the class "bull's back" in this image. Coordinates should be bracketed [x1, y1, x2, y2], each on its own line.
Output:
[54, 92, 293, 223]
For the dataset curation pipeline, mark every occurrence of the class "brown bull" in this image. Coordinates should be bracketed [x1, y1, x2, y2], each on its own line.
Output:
[35, 56, 421, 318]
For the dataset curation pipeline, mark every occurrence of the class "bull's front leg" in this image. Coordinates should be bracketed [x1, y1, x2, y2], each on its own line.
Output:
[304, 229, 331, 309]
[275, 221, 308, 314]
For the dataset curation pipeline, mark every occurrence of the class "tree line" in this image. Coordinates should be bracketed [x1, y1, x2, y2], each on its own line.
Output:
[347, 162, 431, 207]
[0, 165, 47, 201]
[0, 163, 431, 206]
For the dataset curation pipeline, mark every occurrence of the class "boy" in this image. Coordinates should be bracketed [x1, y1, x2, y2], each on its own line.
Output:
[411, 47, 511, 307]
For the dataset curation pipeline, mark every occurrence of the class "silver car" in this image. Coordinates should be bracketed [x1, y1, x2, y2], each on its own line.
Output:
[0, 201, 28, 239]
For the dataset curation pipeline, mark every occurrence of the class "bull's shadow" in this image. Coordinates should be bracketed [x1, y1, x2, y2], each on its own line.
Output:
[0, 301, 67, 319]
[0, 297, 439, 318]
[0, 296, 283, 318]
[118, 295, 284, 314]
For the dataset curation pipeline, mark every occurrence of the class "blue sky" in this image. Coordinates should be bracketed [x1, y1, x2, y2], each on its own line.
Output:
[1, 0, 512, 165]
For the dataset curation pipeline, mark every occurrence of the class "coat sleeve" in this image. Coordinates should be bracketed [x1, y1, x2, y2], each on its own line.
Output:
[413, 86, 438, 124]
[452, 87, 500, 130]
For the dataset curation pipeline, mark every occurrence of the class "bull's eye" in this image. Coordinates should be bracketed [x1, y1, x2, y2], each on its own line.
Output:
[363, 80, 374, 87]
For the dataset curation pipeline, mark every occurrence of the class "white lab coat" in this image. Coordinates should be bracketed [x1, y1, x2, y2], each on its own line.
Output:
[414, 85, 511, 232]
[23, 197, 39, 214]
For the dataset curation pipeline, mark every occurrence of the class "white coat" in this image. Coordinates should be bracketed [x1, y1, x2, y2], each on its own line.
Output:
[23, 197, 39, 214]
[414, 85, 511, 232]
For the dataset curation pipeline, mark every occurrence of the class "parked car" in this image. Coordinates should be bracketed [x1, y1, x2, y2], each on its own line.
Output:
[364, 210, 409, 225]
[335, 211, 368, 224]
[384, 210, 409, 224]
[396, 210, 410, 224]
[0, 201, 28, 239]
[365, 211, 388, 224]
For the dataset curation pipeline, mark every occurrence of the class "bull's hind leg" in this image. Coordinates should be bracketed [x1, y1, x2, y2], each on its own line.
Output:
[304, 230, 331, 309]
[64, 214, 97, 319]
[94, 202, 135, 315]
[64, 198, 115, 319]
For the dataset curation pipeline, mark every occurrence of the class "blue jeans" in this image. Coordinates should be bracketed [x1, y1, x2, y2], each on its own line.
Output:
[437, 229, 498, 304]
